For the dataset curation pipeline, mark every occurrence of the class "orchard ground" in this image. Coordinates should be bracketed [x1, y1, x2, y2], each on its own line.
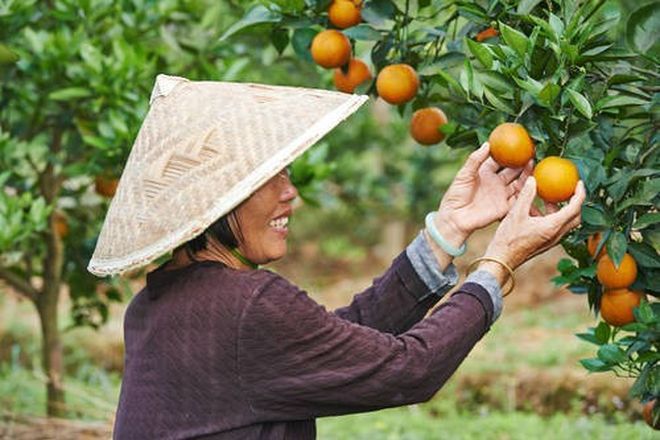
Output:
[0, 224, 654, 438]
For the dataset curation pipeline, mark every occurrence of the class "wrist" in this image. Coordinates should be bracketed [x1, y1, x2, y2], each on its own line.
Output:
[434, 210, 469, 248]
[477, 260, 509, 288]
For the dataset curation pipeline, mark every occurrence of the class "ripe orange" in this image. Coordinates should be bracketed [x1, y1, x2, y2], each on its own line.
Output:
[333, 58, 372, 93]
[310, 29, 352, 69]
[410, 107, 448, 145]
[376, 64, 419, 105]
[596, 253, 638, 289]
[644, 399, 659, 430]
[95, 175, 119, 198]
[328, 0, 362, 29]
[476, 27, 499, 42]
[533, 156, 579, 203]
[600, 288, 643, 326]
[53, 212, 69, 238]
[488, 122, 535, 168]
[587, 232, 607, 259]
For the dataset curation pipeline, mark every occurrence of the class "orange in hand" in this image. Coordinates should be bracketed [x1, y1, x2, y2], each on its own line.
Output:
[410, 107, 448, 145]
[311, 30, 352, 69]
[488, 122, 535, 168]
[533, 156, 579, 203]
[376, 64, 419, 105]
[596, 253, 638, 289]
[600, 288, 643, 326]
[328, 0, 362, 29]
[333, 58, 371, 93]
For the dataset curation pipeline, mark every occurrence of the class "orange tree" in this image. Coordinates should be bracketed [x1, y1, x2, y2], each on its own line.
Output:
[0, 0, 334, 417]
[228, 0, 659, 423]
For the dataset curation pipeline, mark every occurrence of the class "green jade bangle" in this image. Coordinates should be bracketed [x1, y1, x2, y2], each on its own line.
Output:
[424, 212, 467, 257]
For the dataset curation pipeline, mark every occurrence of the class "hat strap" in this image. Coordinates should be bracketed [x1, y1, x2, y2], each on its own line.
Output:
[230, 247, 259, 270]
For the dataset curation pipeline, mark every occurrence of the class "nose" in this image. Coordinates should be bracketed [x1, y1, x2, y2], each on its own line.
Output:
[279, 176, 298, 203]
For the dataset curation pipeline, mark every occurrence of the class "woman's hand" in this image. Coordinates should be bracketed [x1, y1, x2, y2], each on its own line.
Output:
[482, 176, 585, 279]
[434, 142, 533, 247]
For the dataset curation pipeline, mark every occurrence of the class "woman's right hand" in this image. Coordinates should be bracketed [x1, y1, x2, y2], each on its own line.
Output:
[481, 176, 585, 276]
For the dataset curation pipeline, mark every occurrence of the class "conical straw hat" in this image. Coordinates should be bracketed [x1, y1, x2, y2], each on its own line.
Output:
[88, 74, 369, 276]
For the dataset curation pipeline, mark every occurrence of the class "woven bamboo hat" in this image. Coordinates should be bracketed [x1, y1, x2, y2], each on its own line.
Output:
[88, 74, 368, 276]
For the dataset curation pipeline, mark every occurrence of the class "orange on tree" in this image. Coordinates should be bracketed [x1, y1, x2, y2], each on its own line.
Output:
[587, 232, 607, 259]
[644, 399, 660, 430]
[596, 253, 638, 289]
[333, 58, 372, 93]
[95, 175, 119, 198]
[376, 63, 419, 105]
[599, 288, 644, 326]
[475, 27, 499, 42]
[310, 29, 352, 69]
[53, 212, 69, 238]
[410, 107, 448, 145]
[488, 122, 535, 168]
[328, 0, 362, 29]
[533, 156, 579, 203]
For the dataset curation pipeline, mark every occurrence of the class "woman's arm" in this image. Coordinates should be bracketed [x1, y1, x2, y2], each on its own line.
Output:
[237, 274, 494, 422]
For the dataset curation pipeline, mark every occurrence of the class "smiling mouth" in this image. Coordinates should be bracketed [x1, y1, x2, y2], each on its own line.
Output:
[268, 216, 289, 230]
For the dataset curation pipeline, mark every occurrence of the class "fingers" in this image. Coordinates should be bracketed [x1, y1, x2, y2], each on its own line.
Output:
[544, 201, 559, 215]
[548, 181, 586, 224]
[461, 142, 491, 177]
[513, 176, 537, 216]
[481, 156, 501, 174]
[498, 167, 524, 184]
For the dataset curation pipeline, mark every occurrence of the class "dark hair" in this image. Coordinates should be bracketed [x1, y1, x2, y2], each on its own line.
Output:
[184, 210, 243, 260]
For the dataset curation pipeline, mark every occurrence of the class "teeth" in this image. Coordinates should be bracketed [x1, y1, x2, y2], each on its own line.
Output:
[269, 217, 289, 229]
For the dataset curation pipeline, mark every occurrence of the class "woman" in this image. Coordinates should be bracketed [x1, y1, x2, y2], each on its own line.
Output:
[90, 75, 584, 439]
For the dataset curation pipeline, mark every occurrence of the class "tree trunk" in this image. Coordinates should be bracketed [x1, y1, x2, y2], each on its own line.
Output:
[36, 290, 65, 417]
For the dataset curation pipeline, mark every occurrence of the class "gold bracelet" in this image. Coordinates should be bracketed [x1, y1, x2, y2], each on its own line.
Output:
[466, 257, 515, 297]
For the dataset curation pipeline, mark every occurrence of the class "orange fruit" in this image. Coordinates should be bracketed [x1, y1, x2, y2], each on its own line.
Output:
[644, 400, 660, 430]
[410, 107, 449, 145]
[488, 122, 535, 168]
[476, 27, 499, 42]
[328, 0, 362, 29]
[376, 64, 419, 105]
[600, 288, 643, 326]
[597, 253, 638, 289]
[53, 212, 69, 238]
[533, 156, 579, 203]
[587, 232, 607, 259]
[95, 175, 119, 198]
[333, 58, 372, 93]
[310, 29, 352, 69]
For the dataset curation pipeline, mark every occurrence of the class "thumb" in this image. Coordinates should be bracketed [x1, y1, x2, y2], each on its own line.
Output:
[459, 142, 490, 177]
[514, 176, 537, 216]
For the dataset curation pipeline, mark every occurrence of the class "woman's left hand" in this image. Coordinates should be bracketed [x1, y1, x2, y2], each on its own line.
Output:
[435, 142, 533, 243]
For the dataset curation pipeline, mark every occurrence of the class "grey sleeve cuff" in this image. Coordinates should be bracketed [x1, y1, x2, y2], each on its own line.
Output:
[466, 270, 503, 323]
[405, 231, 459, 297]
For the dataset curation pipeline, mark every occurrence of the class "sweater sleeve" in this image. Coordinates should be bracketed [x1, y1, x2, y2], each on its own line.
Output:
[333, 244, 458, 335]
[237, 273, 494, 422]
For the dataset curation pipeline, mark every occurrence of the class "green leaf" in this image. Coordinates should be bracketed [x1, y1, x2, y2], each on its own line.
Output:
[219, 5, 282, 41]
[628, 242, 660, 269]
[538, 83, 561, 106]
[48, 87, 92, 101]
[343, 24, 381, 41]
[580, 358, 611, 372]
[634, 301, 655, 324]
[291, 28, 317, 62]
[0, 43, 19, 64]
[626, 3, 660, 59]
[517, 0, 543, 15]
[361, 0, 396, 27]
[606, 231, 628, 267]
[581, 206, 608, 227]
[635, 213, 660, 230]
[566, 89, 593, 119]
[499, 22, 529, 59]
[271, 27, 290, 54]
[597, 95, 648, 110]
[594, 322, 611, 344]
[466, 38, 493, 69]
[597, 344, 628, 364]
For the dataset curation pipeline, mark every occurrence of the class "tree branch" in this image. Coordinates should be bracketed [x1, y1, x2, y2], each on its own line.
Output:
[0, 266, 39, 302]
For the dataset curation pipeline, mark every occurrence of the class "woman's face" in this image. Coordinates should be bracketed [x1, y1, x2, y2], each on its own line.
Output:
[233, 168, 298, 265]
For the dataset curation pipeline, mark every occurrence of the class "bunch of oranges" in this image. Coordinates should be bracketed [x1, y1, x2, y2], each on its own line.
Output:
[586, 233, 643, 326]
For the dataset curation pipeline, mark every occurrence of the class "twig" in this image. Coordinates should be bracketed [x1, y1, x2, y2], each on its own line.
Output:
[0, 267, 39, 302]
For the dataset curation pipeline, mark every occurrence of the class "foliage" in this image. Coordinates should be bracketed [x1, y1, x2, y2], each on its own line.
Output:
[228, 0, 659, 406]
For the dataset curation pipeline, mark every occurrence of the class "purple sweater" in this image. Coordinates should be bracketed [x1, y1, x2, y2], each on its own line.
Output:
[113, 252, 494, 439]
